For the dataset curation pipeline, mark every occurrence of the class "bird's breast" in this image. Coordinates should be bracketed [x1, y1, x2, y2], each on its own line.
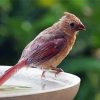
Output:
[52, 34, 76, 66]
[40, 34, 76, 68]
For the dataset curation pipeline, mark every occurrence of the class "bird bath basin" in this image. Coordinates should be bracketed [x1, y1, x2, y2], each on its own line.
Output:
[0, 65, 80, 100]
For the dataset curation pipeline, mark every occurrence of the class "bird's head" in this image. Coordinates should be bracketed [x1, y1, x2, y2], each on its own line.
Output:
[59, 12, 85, 35]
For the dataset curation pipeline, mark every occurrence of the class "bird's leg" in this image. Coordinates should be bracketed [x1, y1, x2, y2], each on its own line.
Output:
[40, 69, 46, 89]
[51, 67, 64, 77]
[41, 70, 46, 79]
[40, 66, 46, 79]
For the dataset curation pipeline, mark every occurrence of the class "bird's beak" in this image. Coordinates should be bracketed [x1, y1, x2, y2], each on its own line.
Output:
[77, 23, 86, 31]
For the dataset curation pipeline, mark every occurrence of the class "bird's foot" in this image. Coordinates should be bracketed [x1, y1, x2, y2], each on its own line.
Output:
[51, 67, 64, 77]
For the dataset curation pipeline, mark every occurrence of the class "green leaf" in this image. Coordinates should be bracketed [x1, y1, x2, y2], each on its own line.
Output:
[60, 57, 100, 73]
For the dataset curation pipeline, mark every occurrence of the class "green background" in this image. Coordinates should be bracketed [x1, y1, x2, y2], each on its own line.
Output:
[0, 0, 100, 100]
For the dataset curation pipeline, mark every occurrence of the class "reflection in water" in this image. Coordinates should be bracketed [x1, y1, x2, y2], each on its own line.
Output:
[0, 85, 31, 91]
[0, 79, 66, 94]
[0, 80, 64, 91]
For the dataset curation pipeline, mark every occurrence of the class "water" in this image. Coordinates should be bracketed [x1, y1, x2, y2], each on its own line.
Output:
[0, 78, 66, 94]
[0, 66, 79, 98]
[0, 85, 31, 91]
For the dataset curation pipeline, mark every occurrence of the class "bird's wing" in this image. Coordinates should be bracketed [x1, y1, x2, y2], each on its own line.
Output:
[26, 37, 66, 65]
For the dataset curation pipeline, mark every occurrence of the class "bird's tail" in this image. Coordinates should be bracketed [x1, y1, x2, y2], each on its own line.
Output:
[0, 60, 26, 85]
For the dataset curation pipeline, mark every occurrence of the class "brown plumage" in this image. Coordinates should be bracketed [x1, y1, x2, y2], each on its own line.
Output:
[0, 12, 85, 85]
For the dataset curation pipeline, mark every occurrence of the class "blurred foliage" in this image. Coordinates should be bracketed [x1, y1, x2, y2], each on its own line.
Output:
[0, 0, 100, 100]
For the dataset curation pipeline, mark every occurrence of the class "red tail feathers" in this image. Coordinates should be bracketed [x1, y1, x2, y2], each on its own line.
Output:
[0, 60, 26, 85]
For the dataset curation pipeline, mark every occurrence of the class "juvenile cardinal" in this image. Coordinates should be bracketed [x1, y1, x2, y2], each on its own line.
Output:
[0, 12, 85, 85]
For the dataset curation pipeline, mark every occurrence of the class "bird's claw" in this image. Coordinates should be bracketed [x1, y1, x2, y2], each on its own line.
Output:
[51, 67, 64, 77]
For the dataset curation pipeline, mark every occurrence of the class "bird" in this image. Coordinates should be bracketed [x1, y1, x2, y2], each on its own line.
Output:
[0, 12, 85, 85]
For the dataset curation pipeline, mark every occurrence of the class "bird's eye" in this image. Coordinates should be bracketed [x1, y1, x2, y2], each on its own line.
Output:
[70, 22, 75, 27]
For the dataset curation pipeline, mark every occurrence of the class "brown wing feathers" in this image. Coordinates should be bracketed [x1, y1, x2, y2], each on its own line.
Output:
[26, 38, 66, 65]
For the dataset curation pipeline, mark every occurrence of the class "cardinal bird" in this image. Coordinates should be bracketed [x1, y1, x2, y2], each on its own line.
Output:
[0, 12, 85, 85]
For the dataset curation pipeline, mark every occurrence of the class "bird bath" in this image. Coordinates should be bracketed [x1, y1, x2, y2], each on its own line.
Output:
[0, 65, 80, 100]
